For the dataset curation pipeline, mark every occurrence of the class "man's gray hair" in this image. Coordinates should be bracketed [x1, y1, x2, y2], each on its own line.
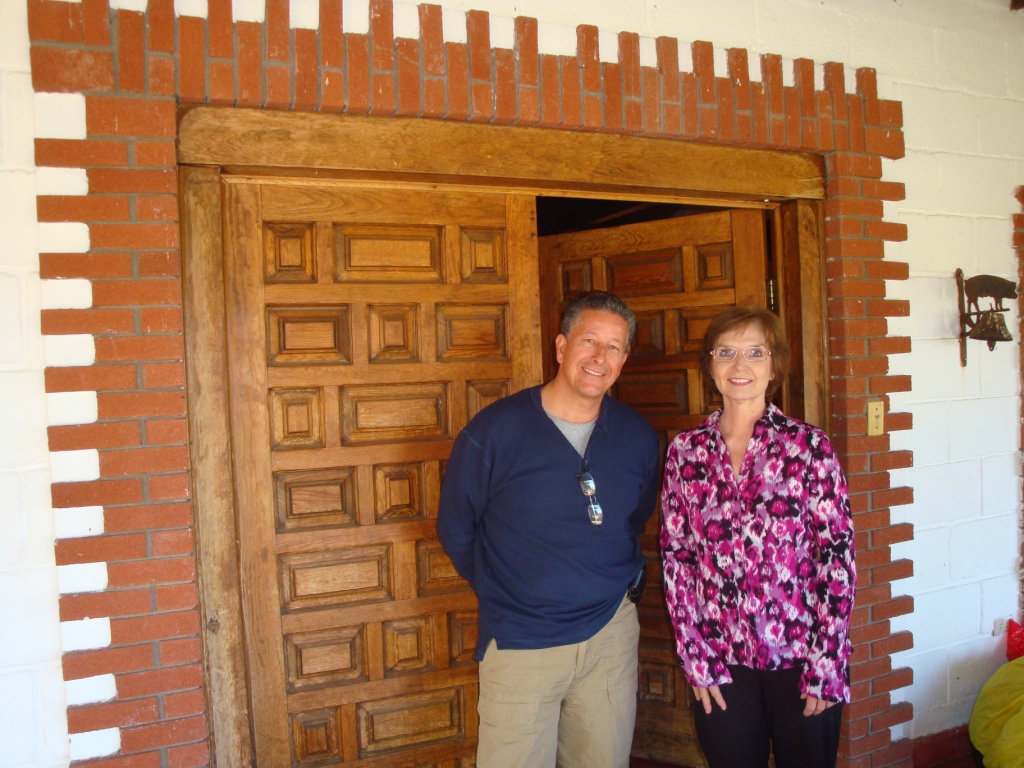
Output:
[560, 291, 636, 346]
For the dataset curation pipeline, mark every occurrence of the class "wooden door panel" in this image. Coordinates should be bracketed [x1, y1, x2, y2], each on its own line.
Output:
[539, 208, 768, 768]
[224, 180, 537, 766]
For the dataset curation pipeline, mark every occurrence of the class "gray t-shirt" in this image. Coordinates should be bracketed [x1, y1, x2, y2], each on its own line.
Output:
[547, 412, 597, 457]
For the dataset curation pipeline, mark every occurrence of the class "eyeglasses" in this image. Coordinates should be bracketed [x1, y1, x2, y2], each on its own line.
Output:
[577, 461, 603, 526]
[710, 345, 772, 362]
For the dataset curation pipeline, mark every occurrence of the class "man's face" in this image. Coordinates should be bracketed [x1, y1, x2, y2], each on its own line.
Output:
[554, 309, 630, 402]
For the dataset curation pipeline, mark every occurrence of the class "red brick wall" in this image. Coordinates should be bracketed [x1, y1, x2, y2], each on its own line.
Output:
[27, 0, 913, 764]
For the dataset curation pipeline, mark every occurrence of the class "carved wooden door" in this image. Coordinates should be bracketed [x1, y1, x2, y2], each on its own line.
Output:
[539, 209, 768, 768]
[222, 179, 541, 766]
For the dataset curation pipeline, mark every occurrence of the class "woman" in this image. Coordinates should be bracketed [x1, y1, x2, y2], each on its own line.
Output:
[660, 307, 855, 768]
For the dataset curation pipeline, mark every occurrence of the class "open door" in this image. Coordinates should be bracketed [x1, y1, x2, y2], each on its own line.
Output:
[540, 208, 769, 767]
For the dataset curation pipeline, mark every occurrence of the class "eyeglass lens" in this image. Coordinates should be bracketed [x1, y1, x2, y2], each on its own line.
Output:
[578, 469, 603, 526]
[712, 346, 770, 361]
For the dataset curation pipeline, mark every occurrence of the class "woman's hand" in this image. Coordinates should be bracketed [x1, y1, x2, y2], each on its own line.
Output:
[693, 684, 727, 714]
[801, 693, 836, 717]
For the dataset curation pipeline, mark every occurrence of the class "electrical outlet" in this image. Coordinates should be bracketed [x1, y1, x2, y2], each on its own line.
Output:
[993, 617, 1009, 636]
[867, 401, 885, 436]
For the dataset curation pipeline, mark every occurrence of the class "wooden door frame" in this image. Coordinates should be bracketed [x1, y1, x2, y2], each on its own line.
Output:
[178, 105, 828, 766]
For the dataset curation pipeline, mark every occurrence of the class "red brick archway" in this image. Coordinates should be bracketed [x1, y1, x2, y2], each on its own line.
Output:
[29, 0, 913, 764]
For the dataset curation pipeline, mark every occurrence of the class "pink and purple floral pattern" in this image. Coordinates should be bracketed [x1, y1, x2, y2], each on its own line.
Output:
[660, 403, 856, 703]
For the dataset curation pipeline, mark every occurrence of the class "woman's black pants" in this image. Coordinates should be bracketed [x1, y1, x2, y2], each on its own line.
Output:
[690, 664, 844, 768]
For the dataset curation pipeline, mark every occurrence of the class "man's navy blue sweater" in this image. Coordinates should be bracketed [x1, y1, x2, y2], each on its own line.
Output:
[437, 385, 660, 659]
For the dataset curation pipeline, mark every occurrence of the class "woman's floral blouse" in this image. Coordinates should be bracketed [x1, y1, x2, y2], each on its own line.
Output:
[660, 403, 856, 703]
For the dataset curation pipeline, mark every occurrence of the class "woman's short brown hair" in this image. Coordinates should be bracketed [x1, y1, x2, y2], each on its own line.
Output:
[700, 307, 791, 399]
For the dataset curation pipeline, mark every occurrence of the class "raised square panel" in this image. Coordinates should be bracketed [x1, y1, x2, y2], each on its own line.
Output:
[368, 304, 419, 363]
[460, 229, 506, 283]
[448, 611, 479, 668]
[265, 222, 316, 283]
[560, 259, 592, 298]
[616, 373, 688, 413]
[285, 625, 367, 690]
[683, 315, 713, 349]
[417, 539, 469, 597]
[267, 307, 351, 365]
[340, 382, 450, 445]
[382, 616, 435, 677]
[696, 243, 734, 290]
[291, 708, 341, 764]
[607, 248, 683, 297]
[356, 687, 465, 758]
[274, 468, 358, 531]
[639, 661, 676, 705]
[436, 304, 508, 362]
[373, 463, 427, 523]
[270, 388, 324, 450]
[631, 311, 667, 358]
[280, 545, 393, 611]
[335, 224, 442, 282]
[466, 380, 509, 421]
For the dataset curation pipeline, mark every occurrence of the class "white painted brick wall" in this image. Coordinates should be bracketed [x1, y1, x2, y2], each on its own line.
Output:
[0, 0, 1021, 758]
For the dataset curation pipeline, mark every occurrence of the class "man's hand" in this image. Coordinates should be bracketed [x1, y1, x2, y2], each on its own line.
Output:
[692, 684, 727, 714]
[800, 694, 836, 717]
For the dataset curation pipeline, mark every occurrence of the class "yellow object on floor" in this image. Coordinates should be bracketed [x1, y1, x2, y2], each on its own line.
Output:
[969, 655, 1024, 768]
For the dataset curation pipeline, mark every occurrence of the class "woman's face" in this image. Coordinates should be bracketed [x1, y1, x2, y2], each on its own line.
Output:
[709, 323, 774, 409]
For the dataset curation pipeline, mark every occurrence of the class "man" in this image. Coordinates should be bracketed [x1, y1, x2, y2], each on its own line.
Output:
[438, 291, 660, 768]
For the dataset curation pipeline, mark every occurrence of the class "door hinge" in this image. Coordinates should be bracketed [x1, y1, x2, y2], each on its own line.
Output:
[766, 278, 777, 311]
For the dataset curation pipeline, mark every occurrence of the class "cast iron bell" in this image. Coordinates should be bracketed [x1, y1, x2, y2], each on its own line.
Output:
[967, 309, 1013, 350]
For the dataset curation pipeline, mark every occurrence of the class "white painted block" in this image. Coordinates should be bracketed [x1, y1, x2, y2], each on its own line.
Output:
[898, 213, 972, 277]
[599, 30, 619, 65]
[909, 698, 978, 740]
[35, 166, 88, 196]
[22, 467, 58, 568]
[0, 471, 25, 567]
[43, 333, 95, 368]
[0, 0, 29, 67]
[393, 1, 419, 40]
[232, 0, 264, 22]
[890, 645, 948, 713]
[537, 21, 576, 57]
[35, 660, 71, 763]
[0, 568, 62, 665]
[54, 506, 104, 539]
[61, 617, 111, 652]
[894, 525, 949, 593]
[491, 14, 514, 51]
[892, 459, 981, 527]
[901, 84, 978, 154]
[46, 391, 98, 426]
[780, 57, 795, 87]
[889, 338, 978, 401]
[977, 337, 1021, 398]
[109, 0, 147, 11]
[49, 449, 99, 483]
[936, 28, 1008, 98]
[974, 216, 1016, 275]
[981, 573, 1023, 630]
[58, 562, 108, 594]
[639, 37, 657, 68]
[4, 71, 38, 169]
[33, 94, 86, 140]
[951, 513, 1019, 580]
[69, 728, 120, 761]
[0, 371, 50, 464]
[645, 0, 754, 61]
[978, 96, 1024, 158]
[940, 154, 1017, 217]
[948, 638, 1007, 701]
[0, 171, 40, 266]
[947, 397, 1018, 461]
[890, 149, 945, 214]
[290, 0, 318, 29]
[890, 401, 950, 466]
[981, 453, 1022, 516]
[175, 0, 208, 19]
[348, 0, 371, 36]
[37, 222, 89, 254]
[0, 272, 24, 364]
[66, 674, 116, 706]
[1010, 39, 1024, 100]
[886, 276, 954, 339]
[40, 278, 91, 310]
[0, 670, 35, 765]
[907, 583, 983, 650]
